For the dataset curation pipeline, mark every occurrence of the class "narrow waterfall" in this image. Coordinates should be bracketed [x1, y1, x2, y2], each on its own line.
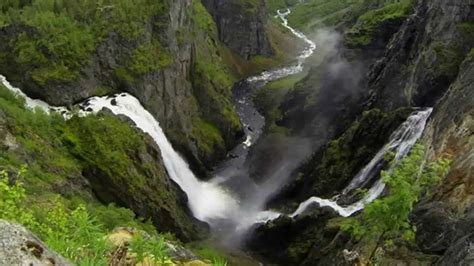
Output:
[0, 75, 70, 116]
[289, 108, 433, 218]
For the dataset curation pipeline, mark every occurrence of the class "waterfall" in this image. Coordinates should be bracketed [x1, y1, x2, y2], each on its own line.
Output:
[0, 75, 238, 223]
[289, 108, 433, 218]
[81, 95, 240, 222]
[0, 75, 70, 116]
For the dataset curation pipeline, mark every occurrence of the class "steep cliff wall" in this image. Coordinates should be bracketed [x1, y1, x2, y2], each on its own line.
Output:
[202, 0, 273, 59]
[0, 0, 243, 174]
[250, 0, 473, 264]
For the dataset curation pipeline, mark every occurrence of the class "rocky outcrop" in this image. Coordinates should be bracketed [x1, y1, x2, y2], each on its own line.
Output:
[367, 0, 474, 110]
[249, 0, 473, 264]
[0, 220, 72, 266]
[247, 207, 347, 266]
[202, 0, 273, 59]
[0, 97, 207, 242]
[0, 0, 243, 174]
[412, 54, 474, 264]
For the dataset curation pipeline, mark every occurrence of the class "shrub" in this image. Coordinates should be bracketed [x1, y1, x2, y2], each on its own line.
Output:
[0, 169, 172, 264]
[341, 144, 451, 261]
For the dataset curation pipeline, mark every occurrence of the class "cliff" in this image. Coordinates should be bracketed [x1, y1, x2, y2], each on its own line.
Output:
[249, 0, 473, 264]
[0, 0, 244, 175]
[202, 0, 273, 59]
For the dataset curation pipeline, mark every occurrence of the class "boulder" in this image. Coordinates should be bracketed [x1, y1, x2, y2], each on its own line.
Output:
[0, 220, 72, 266]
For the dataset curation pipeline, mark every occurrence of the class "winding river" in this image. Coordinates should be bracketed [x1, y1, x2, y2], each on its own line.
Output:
[0, 5, 434, 251]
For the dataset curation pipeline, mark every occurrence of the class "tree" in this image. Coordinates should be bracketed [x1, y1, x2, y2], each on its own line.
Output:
[341, 144, 451, 262]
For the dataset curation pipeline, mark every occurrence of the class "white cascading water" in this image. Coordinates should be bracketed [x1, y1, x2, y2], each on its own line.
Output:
[248, 9, 316, 83]
[0, 75, 70, 116]
[80, 95, 240, 222]
[0, 8, 316, 230]
[0, 4, 425, 239]
[289, 108, 433, 218]
[0, 76, 238, 222]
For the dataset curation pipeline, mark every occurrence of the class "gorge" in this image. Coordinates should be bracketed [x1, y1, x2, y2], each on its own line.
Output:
[0, 0, 472, 265]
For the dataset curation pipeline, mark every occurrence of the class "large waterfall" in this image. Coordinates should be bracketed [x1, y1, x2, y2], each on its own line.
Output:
[289, 108, 433, 218]
[80, 95, 240, 222]
[0, 7, 318, 245]
[0, 76, 238, 222]
[0, 4, 431, 247]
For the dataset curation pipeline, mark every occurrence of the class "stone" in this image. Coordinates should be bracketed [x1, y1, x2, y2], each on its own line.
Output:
[202, 0, 273, 59]
[0, 220, 72, 266]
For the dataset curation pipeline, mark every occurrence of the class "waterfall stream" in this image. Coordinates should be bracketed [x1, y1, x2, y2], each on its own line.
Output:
[289, 108, 433, 218]
[0, 7, 317, 244]
[0, 4, 431, 247]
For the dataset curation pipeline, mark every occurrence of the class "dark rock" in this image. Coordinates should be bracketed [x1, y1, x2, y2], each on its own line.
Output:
[0, 0, 244, 174]
[111, 98, 117, 106]
[247, 206, 342, 265]
[436, 233, 474, 266]
[76, 118, 209, 241]
[412, 202, 458, 254]
[202, 0, 273, 59]
[367, 0, 473, 110]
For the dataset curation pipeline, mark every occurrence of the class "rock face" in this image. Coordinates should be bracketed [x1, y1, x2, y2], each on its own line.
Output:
[0, 0, 243, 174]
[247, 207, 347, 266]
[367, 0, 474, 110]
[0, 103, 207, 242]
[249, 0, 473, 264]
[0, 220, 72, 266]
[202, 0, 273, 59]
[412, 53, 474, 264]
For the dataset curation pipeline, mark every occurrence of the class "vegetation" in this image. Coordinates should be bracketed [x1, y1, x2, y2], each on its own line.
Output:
[0, 77, 231, 265]
[253, 72, 306, 132]
[286, 0, 360, 32]
[345, 0, 414, 46]
[0, 169, 171, 265]
[266, 0, 300, 14]
[0, 0, 169, 84]
[301, 108, 411, 197]
[342, 144, 451, 262]
[187, 0, 242, 161]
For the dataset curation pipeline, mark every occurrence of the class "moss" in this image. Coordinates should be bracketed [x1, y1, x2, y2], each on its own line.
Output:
[301, 108, 412, 197]
[431, 42, 465, 79]
[191, 118, 226, 156]
[189, 0, 217, 35]
[253, 72, 306, 132]
[0, 0, 169, 84]
[127, 39, 172, 77]
[345, 0, 414, 47]
[287, 0, 360, 32]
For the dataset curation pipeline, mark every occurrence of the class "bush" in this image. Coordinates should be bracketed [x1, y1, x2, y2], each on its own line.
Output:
[0, 0, 169, 84]
[0, 169, 171, 264]
[345, 0, 414, 46]
[341, 144, 451, 261]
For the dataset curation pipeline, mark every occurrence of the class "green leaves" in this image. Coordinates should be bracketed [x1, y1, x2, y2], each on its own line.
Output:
[130, 234, 171, 264]
[342, 144, 451, 245]
[0, 169, 174, 265]
[1, 0, 169, 84]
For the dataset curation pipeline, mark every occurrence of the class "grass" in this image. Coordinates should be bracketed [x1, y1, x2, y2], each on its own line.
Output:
[0, 170, 172, 265]
[345, 0, 414, 46]
[287, 0, 360, 32]
[0, 0, 169, 84]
